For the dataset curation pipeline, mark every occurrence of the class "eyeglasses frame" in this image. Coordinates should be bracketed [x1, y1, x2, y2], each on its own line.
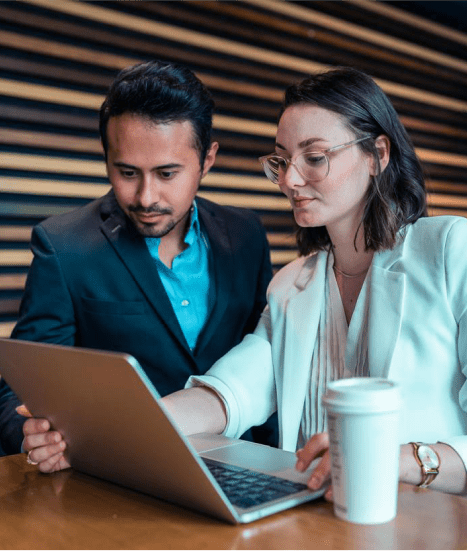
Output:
[258, 135, 373, 184]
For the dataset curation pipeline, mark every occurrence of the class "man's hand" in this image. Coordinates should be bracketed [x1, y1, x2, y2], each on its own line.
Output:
[17, 405, 70, 473]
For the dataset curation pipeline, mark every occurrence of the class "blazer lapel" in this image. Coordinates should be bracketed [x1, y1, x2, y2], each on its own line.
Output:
[368, 253, 406, 378]
[279, 252, 327, 451]
[99, 199, 189, 349]
[194, 201, 234, 356]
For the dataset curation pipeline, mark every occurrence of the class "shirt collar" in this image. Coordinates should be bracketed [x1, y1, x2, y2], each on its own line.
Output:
[184, 199, 201, 247]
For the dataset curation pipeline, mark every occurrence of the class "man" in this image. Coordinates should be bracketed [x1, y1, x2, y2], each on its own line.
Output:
[0, 60, 275, 463]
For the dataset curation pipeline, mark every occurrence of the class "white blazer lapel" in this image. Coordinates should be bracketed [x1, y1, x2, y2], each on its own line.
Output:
[368, 258, 406, 378]
[279, 252, 328, 451]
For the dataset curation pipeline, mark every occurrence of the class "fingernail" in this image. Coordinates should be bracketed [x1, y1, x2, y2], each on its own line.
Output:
[309, 475, 321, 489]
[296, 460, 305, 472]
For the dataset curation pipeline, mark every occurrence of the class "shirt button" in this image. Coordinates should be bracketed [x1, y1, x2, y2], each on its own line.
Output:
[181, 300, 189, 306]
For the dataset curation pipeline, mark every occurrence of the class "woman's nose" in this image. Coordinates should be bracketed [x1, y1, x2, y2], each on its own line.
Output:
[282, 162, 307, 189]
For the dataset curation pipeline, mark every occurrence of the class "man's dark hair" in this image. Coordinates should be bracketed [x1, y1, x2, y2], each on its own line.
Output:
[99, 60, 215, 166]
[280, 67, 427, 255]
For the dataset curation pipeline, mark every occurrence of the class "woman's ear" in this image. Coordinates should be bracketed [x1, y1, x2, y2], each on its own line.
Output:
[370, 135, 390, 175]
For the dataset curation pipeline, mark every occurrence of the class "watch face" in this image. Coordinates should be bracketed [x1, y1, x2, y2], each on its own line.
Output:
[418, 445, 439, 468]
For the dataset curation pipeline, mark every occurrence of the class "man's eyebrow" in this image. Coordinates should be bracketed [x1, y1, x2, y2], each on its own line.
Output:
[113, 162, 138, 170]
[112, 162, 183, 170]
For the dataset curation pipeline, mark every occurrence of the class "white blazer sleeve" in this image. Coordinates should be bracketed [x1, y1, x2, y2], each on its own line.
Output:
[187, 307, 277, 439]
[439, 218, 467, 469]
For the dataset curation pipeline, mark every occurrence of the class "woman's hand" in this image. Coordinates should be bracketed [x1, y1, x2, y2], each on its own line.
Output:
[295, 432, 333, 500]
[17, 405, 70, 473]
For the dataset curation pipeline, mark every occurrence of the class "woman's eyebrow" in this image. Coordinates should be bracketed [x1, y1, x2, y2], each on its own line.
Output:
[298, 137, 326, 149]
[275, 138, 326, 151]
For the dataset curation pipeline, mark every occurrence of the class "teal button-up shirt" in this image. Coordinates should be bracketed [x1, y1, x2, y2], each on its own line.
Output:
[145, 201, 213, 351]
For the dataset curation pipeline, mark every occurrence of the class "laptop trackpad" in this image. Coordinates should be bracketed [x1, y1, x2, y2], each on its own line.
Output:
[201, 440, 300, 474]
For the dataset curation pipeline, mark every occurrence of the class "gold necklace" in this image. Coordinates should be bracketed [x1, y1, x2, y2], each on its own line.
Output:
[333, 264, 369, 278]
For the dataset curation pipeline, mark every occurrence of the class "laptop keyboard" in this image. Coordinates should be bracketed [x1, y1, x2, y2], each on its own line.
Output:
[202, 457, 308, 509]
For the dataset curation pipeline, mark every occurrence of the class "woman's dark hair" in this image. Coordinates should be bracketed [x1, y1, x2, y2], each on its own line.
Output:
[280, 67, 427, 255]
[99, 60, 215, 167]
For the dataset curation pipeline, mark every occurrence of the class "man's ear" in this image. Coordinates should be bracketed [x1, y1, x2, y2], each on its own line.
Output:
[201, 141, 219, 178]
[370, 135, 390, 176]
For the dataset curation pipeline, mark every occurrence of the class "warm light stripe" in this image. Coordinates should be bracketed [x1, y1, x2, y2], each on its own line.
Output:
[245, 0, 467, 74]
[426, 180, 467, 195]
[271, 250, 298, 265]
[428, 194, 467, 209]
[376, 81, 467, 113]
[0, 128, 102, 154]
[429, 208, 467, 218]
[417, 149, 467, 168]
[350, 0, 467, 48]
[0, 29, 139, 70]
[0, 78, 102, 110]
[198, 190, 291, 211]
[0, 322, 15, 338]
[0, 274, 27, 290]
[213, 115, 276, 137]
[0, 226, 33, 241]
[200, 74, 283, 102]
[0, 153, 107, 177]
[0, 250, 33, 266]
[266, 233, 296, 247]
[202, 173, 279, 193]
[0, 177, 109, 198]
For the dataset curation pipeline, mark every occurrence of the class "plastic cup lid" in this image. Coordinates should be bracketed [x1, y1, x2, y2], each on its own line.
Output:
[322, 377, 401, 413]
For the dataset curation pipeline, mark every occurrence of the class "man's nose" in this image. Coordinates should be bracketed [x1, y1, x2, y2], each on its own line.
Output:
[137, 176, 159, 207]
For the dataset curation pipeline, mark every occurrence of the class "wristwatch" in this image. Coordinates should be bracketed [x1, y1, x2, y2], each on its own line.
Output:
[411, 442, 440, 488]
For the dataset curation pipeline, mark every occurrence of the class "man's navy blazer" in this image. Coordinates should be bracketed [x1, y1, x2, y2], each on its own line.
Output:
[0, 191, 273, 453]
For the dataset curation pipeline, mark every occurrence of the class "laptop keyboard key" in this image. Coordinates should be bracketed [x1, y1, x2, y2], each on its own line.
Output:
[202, 457, 308, 510]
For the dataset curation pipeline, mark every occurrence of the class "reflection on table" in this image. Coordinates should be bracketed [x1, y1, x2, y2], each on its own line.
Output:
[0, 453, 466, 549]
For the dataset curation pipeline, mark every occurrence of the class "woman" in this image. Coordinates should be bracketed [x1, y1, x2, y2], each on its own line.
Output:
[24, 68, 467, 496]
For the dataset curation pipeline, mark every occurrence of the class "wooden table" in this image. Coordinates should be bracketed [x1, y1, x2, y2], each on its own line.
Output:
[1, 453, 467, 549]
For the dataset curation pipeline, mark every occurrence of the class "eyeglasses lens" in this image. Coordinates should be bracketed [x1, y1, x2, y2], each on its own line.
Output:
[264, 152, 329, 184]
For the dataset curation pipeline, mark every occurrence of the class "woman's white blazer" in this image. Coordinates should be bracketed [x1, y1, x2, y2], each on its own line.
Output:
[190, 216, 467, 467]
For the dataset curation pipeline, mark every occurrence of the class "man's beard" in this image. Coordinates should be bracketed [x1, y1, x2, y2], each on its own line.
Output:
[128, 204, 181, 238]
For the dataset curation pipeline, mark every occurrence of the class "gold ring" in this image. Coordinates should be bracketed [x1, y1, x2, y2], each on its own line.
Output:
[26, 451, 39, 466]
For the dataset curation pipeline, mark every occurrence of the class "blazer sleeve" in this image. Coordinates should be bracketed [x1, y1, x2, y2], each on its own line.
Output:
[0, 378, 24, 455]
[11, 224, 76, 345]
[1, 224, 76, 454]
[187, 306, 277, 439]
[438, 218, 467, 468]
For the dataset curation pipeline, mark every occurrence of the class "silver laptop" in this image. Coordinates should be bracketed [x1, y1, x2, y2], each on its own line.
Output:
[0, 338, 324, 524]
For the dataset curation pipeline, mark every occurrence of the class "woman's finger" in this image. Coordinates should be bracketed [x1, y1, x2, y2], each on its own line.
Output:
[307, 449, 332, 491]
[296, 432, 330, 471]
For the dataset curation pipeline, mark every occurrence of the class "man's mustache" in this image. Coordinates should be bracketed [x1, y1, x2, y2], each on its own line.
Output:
[128, 204, 172, 216]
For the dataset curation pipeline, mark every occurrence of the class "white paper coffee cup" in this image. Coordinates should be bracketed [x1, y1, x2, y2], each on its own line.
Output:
[323, 378, 401, 524]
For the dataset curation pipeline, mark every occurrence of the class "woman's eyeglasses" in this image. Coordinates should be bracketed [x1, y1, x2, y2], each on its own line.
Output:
[259, 136, 372, 185]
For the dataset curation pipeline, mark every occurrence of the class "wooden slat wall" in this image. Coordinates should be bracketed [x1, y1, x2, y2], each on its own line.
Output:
[0, 0, 466, 337]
